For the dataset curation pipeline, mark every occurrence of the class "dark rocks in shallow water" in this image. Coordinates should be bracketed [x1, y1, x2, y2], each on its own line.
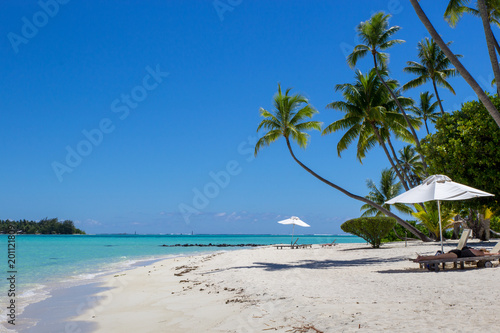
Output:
[160, 243, 263, 247]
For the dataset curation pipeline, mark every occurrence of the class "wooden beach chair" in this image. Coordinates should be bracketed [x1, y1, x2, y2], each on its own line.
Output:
[275, 238, 299, 249]
[412, 240, 500, 272]
[456, 228, 471, 250]
[412, 254, 500, 272]
[490, 241, 500, 254]
[321, 239, 337, 247]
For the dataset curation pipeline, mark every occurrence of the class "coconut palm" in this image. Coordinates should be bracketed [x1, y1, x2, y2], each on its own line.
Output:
[402, 38, 460, 115]
[397, 145, 424, 188]
[255, 84, 432, 241]
[444, 0, 500, 30]
[413, 202, 456, 240]
[409, 92, 441, 134]
[409, 0, 500, 128]
[347, 12, 428, 171]
[360, 169, 414, 217]
[323, 69, 418, 191]
[444, 0, 500, 96]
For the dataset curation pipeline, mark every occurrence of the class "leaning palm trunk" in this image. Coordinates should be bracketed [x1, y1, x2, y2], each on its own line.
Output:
[478, 0, 500, 96]
[386, 136, 412, 188]
[410, 0, 500, 128]
[372, 53, 428, 172]
[492, 33, 500, 55]
[432, 79, 445, 115]
[371, 124, 410, 191]
[392, 226, 410, 241]
[285, 138, 432, 241]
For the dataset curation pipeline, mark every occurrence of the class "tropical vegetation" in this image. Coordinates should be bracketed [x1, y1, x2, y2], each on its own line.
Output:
[0, 218, 85, 234]
[409, 92, 440, 135]
[360, 169, 414, 217]
[323, 68, 418, 190]
[254, 84, 431, 241]
[409, 0, 500, 127]
[402, 38, 460, 115]
[422, 96, 500, 208]
[412, 203, 456, 240]
[341, 217, 396, 248]
[254, 8, 500, 243]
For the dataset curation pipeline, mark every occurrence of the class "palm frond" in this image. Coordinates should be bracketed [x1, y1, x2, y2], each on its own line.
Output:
[347, 46, 369, 68]
[254, 130, 282, 156]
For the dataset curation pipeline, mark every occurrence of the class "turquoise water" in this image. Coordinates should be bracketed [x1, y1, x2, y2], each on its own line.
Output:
[0, 234, 361, 325]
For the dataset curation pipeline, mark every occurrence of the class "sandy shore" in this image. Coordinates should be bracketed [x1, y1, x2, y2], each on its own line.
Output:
[72, 240, 500, 332]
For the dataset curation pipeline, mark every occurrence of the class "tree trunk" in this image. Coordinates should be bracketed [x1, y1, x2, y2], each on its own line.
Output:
[466, 209, 482, 239]
[371, 124, 409, 191]
[409, 0, 500, 128]
[478, 0, 500, 96]
[386, 136, 412, 188]
[372, 53, 428, 172]
[492, 31, 500, 56]
[432, 79, 445, 115]
[478, 213, 491, 241]
[284, 137, 433, 241]
[452, 215, 462, 239]
[392, 226, 408, 241]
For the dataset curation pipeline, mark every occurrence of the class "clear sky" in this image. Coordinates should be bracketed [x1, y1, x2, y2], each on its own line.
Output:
[0, 1, 496, 234]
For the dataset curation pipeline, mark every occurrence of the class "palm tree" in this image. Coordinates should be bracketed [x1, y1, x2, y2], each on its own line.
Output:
[322, 69, 418, 191]
[255, 84, 432, 241]
[409, 92, 441, 134]
[397, 145, 424, 188]
[413, 203, 456, 240]
[409, 0, 500, 128]
[445, 0, 500, 33]
[444, 0, 500, 96]
[402, 38, 460, 115]
[360, 169, 414, 217]
[347, 12, 428, 171]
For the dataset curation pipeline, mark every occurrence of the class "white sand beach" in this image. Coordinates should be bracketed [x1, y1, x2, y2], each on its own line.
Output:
[72, 241, 500, 332]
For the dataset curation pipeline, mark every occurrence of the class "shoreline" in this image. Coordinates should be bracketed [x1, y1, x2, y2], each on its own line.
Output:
[66, 240, 500, 332]
[2, 253, 218, 333]
[0, 234, 345, 331]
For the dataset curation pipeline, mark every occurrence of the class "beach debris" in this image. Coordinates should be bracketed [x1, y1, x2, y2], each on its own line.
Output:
[174, 265, 198, 276]
[263, 322, 285, 331]
[287, 324, 324, 333]
[225, 295, 254, 304]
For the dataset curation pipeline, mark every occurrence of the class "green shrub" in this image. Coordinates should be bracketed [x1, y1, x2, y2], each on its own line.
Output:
[341, 217, 396, 248]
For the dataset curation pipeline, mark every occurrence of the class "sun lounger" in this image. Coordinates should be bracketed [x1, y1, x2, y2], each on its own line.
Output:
[490, 241, 500, 253]
[411, 238, 500, 272]
[412, 254, 500, 272]
[321, 239, 337, 247]
[456, 228, 471, 250]
[275, 238, 299, 249]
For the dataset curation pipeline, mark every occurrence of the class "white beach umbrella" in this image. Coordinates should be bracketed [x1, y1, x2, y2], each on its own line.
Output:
[278, 216, 310, 244]
[385, 175, 494, 253]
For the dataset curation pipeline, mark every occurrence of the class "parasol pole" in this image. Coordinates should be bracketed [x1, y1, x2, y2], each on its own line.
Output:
[437, 200, 444, 253]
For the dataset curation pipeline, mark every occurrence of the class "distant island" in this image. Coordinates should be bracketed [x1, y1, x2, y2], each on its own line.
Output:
[0, 218, 85, 235]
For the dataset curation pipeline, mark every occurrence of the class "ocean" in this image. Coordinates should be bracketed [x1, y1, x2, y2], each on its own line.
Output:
[0, 234, 362, 332]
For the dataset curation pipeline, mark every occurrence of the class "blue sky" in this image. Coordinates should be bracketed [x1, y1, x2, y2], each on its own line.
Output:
[0, 1, 496, 234]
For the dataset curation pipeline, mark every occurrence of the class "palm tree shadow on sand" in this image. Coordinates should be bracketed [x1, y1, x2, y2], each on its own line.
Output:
[208, 256, 409, 274]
